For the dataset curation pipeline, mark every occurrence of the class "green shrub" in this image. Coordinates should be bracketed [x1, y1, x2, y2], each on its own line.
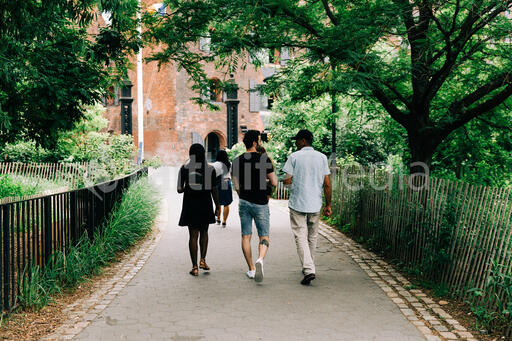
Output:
[2, 140, 55, 163]
[143, 156, 163, 168]
[16, 176, 160, 310]
[0, 174, 38, 198]
[1, 105, 136, 180]
[227, 142, 246, 160]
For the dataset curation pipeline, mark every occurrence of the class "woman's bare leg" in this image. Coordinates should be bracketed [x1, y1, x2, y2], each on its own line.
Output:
[222, 205, 230, 223]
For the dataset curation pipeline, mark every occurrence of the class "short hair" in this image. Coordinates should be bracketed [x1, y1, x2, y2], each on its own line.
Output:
[243, 130, 260, 149]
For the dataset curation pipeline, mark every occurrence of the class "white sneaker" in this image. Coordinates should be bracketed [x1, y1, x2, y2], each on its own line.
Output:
[246, 270, 256, 279]
[254, 259, 264, 283]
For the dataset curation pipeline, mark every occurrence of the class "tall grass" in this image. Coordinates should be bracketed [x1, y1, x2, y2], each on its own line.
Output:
[16, 176, 160, 310]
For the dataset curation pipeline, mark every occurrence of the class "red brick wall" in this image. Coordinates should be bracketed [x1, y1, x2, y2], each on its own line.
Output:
[103, 5, 266, 165]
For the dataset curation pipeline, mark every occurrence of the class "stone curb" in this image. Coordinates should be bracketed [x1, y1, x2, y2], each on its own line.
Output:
[271, 200, 477, 341]
[317, 223, 478, 341]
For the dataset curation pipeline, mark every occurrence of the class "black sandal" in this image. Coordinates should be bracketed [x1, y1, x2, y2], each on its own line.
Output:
[189, 266, 199, 276]
[222, 222, 226, 227]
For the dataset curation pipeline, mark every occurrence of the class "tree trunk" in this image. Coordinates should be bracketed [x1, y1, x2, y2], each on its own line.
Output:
[408, 134, 436, 175]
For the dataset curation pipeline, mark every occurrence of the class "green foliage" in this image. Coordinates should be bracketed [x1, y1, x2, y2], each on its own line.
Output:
[467, 261, 512, 333]
[2, 141, 54, 163]
[0, 0, 140, 147]
[16, 176, 160, 310]
[145, 0, 512, 173]
[0, 174, 66, 199]
[1, 104, 136, 182]
[226, 142, 246, 160]
[432, 110, 512, 186]
[55, 104, 110, 161]
[143, 156, 163, 169]
[0, 174, 38, 199]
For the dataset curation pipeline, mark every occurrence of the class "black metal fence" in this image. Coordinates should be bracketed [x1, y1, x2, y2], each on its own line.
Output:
[0, 167, 148, 312]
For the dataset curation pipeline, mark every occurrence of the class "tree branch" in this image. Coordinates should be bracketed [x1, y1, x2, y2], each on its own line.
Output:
[321, 0, 338, 26]
[276, 3, 321, 37]
[476, 116, 512, 131]
[441, 83, 512, 136]
[449, 72, 512, 112]
[425, 1, 511, 106]
[371, 86, 409, 128]
[383, 81, 412, 111]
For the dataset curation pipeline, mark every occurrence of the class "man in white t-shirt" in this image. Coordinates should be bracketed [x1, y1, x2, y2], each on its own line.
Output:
[283, 129, 332, 285]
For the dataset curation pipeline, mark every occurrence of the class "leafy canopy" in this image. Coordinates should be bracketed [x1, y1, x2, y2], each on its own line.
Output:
[0, 0, 141, 147]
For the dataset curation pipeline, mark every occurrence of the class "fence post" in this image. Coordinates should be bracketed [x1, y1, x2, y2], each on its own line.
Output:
[44, 196, 52, 266]
[70, 191, 77, 244]
[2, 205, 10, 310]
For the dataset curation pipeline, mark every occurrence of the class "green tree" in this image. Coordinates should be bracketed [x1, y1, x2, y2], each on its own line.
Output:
[144, 0, 512, 172]
[0, 0, 140, 147]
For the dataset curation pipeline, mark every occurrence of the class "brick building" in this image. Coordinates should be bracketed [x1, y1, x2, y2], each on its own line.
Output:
[101, 2, 286, 165]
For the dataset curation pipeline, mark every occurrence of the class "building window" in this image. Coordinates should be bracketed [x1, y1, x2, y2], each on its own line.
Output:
[200, 36, 211, 52]
[249, 80, 269, 112]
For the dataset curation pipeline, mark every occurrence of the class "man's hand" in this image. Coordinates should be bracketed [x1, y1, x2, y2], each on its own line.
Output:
[323, 205, 332, 217]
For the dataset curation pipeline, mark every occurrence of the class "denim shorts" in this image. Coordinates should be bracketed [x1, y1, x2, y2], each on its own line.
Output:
[239, 199, 270, 236]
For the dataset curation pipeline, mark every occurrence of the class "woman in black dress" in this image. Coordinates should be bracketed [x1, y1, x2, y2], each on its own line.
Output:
[178, 144, 220, 276]
[212, 150, 233, 227]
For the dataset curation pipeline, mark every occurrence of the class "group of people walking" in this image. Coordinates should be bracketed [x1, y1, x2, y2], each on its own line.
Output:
[177, 129, 332, 285]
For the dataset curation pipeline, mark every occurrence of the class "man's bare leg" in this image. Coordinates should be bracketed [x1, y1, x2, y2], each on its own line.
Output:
[258, 236, 269, 261]
[242, 235, 254, 270]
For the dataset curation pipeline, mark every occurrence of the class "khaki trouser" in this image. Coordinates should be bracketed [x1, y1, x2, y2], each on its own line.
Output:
[289, 208, 320, 276]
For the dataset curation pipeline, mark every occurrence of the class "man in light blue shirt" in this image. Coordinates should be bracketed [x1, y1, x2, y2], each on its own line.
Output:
[283, 129, 332, 285]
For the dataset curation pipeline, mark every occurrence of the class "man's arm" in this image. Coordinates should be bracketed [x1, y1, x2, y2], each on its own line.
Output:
[211, 186, 220, 216]
[323, 174, 332, 216]
[177, 167, 185, 193]
[282, 156, 293, 186]
[283, 174, 292, 186]
[267, 171, 278, 187]
[231, 173, 240, 195]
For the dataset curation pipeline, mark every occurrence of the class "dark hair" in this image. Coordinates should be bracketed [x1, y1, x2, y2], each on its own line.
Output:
[189, 143, 206, 164]
[256, 145, 266, 154]
[243, 130, 260, 149]
[186, 143, 209, 189]
[216, 149, 231, 170]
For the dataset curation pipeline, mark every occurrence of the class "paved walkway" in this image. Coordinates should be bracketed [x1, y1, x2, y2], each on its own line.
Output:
[74, 167, 425, 341]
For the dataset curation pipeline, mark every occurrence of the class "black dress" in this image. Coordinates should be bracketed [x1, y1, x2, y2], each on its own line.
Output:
[178, 163, 217, 228]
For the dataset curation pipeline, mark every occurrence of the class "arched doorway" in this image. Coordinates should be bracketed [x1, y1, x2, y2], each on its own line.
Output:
[205, 132, 220, 162]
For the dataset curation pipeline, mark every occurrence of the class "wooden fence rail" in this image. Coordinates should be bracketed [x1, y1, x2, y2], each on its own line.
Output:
[330, 167, 512, 310]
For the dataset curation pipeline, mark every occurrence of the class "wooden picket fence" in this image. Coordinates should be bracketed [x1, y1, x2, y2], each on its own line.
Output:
[330, 167, 512, 310]
[273, 181, 289, 200]
[0, 162, 91, 190]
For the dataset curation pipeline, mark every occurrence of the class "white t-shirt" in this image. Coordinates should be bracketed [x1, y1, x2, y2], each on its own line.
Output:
[212, 161, 231, 180]
[282, 147, 330, 213]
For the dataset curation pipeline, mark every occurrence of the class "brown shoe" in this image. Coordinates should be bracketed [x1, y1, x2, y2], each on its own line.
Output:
[199, 259, 210, 271]
[189, 266, 198, 276]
